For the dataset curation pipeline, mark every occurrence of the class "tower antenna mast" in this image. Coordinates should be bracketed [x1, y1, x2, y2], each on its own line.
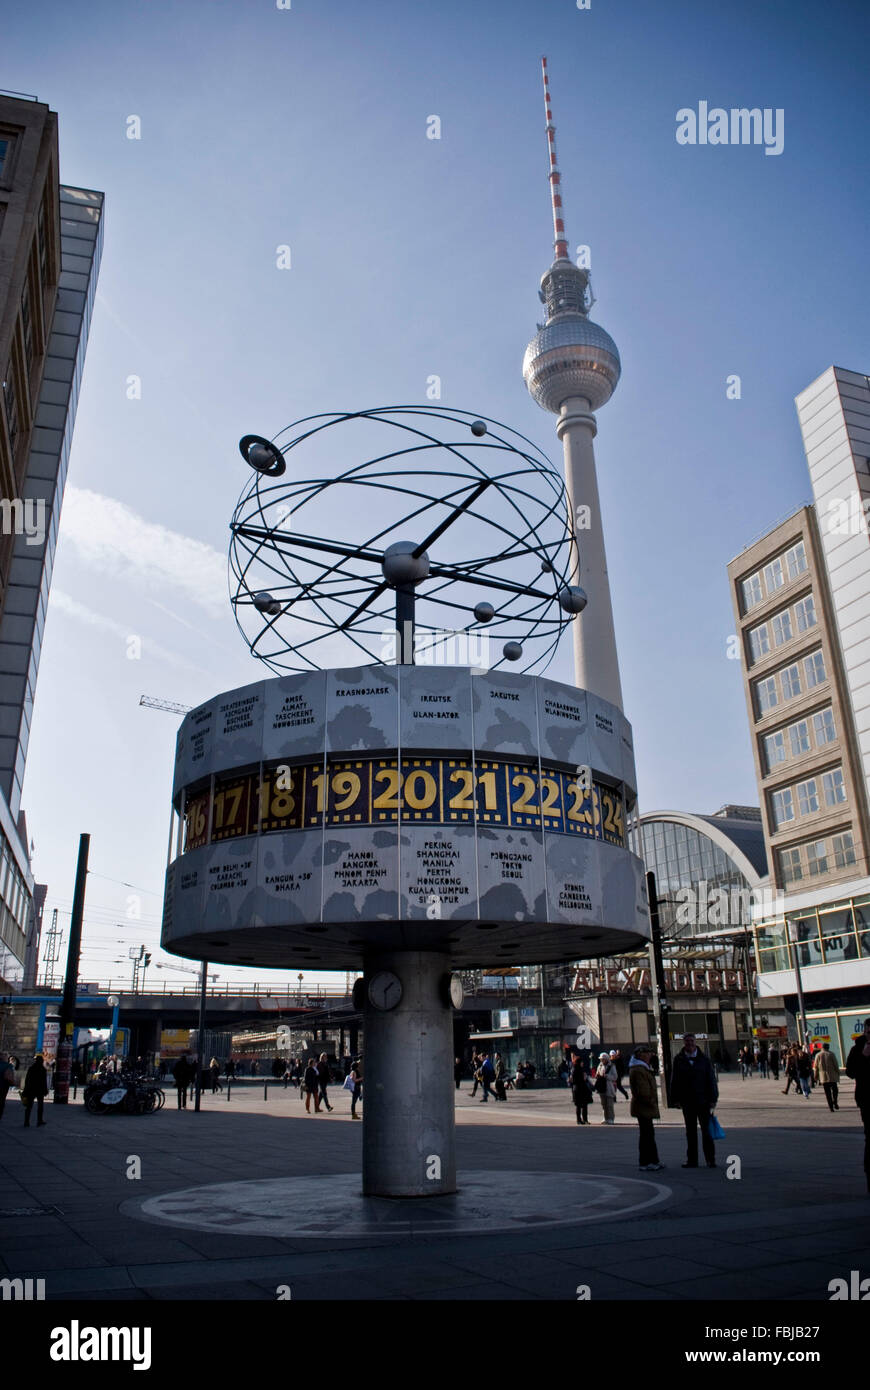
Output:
[541, 56, 570, 264]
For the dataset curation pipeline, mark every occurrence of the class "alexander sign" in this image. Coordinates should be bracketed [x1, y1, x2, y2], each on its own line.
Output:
[570, 966, 749, 995]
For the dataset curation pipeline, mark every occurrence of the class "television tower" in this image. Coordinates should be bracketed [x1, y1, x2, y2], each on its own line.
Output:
[522, 56, 623, 709]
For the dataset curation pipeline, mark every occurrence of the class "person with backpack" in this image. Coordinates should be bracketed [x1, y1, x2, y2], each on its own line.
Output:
[477, 1052, 497, 1103]
[797, 1048, 813, 1098]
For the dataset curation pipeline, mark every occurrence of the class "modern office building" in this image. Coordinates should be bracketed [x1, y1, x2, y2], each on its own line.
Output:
[0, 91, 103, 987]
[728, 366, 870, 1059]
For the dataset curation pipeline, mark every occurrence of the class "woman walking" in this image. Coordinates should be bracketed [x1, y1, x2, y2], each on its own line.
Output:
[209, 1058, 222, 1093]
[629, 1045, 664, 1171]
[569, 1049, 593, 1124]
[349, 1056, 363, 1119]
[303, 1058, 321, 1113]
[594, 1051, 618, 1125]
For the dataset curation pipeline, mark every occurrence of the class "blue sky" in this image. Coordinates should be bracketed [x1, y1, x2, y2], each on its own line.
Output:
[4, 0, 868, 986]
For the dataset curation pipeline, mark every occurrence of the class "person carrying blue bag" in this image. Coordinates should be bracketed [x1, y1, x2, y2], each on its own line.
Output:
[670, 1033, 719, 1168]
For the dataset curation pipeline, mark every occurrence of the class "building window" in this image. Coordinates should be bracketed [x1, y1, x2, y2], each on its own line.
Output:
[756, 676, 778, 714]
[795, 595, 816, 632]
[749, 623, 770, 660]
[772, 610, 793, 646]
[764, 730, 786, 769]
[764, 557, 785, 595]
[781, 665, 801, 700]
[813, 708, 836, 746]
[786, 541, 808, 580]
[832, 832, 857, 869]
[789, 720, 811, 757]
[823, 768, 847, 805]
[804, 651, 826, 688]
[779, 847, 803, 884]
[2, 360, 18, 453]
[0, 136, 11, 181]
[797, 779, 819, 815]
[742, 572, 763, 611]
[807, 840, 828, 876]
[771, 788, 795, 827]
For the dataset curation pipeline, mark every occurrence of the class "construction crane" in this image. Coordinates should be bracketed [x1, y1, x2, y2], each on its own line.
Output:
[155, 961, 220, 982]
[139, 694, 192, 714]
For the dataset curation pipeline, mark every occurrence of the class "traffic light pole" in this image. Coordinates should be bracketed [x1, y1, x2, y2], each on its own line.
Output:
[54, 834, 90, 1104]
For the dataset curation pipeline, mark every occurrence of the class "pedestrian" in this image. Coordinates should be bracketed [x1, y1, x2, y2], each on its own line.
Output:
[797, 1047, 813, 1098]
[569, 1048, 592, 1125]
[317, 1053, 334, 1111]
[250, 1059, 259, 1077]
[303, 1058, 321, 1113]
[173, 1054, 193, 1109]
[629, 1045, 664, 1171]
[454, 1056, 464, 1091]
[271, 1056, 284, 1082]
[594, 1051, 617, 1124]
[494, 1053, 507, 1102]
[0, 1052, 15, 1121]
[157, 1059, 167, 1082]
[758, 1044, 769, 1079]
[225, 1058, 235, 1082]
[610, 1050, 629, 1100]
[845, 1018, 870, 1194]
[349, 1055, 363, 1119]
[209, 1057, 222, 1093]
[21, 1053, 49, 1128]
[783, 1047, 800, 1096]
[670, 1033, 718, 1168]
[470, 1052, 482, 1098]
[477, 1052, 497, 1103]
[813, 1044, 840, 1112]
[769, 1045, 780, 1081]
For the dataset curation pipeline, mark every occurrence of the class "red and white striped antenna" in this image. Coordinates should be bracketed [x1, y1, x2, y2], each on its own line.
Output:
[541, 56, 569, 263]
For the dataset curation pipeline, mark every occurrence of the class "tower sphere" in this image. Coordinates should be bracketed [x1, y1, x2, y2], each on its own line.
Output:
[523, 315, 621, 415]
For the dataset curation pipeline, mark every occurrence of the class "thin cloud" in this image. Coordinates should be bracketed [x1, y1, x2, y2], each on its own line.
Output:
[61, 488, 226, 616]
[51, 588, 203, 674]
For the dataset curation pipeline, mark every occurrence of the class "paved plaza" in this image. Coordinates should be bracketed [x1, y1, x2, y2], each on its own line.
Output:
[0, 1072, 868, 1303]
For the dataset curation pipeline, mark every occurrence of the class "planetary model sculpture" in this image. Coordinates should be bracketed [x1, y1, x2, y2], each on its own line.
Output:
[161, 64, 648, 1200]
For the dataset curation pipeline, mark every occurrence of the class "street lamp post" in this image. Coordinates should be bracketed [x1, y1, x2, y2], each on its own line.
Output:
[787, 921, 811, 1048]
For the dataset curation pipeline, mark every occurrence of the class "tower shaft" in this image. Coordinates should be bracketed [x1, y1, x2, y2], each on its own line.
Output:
[558, 400, 623, 708]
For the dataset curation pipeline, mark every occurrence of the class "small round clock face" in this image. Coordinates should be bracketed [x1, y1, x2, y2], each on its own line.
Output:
[449, 974, 464, 1009]
[367, 971, 403, 1011]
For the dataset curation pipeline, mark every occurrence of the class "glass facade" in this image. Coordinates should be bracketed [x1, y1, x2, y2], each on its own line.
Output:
[754, 893, 870, 975]
[637, 814, 766, 937]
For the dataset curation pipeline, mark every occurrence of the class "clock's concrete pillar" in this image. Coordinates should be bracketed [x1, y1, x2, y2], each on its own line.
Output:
[361, 948, 457, 1197]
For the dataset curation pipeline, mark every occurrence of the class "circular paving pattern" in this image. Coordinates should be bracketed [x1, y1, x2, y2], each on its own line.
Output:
[127, 1170, 671, 1238]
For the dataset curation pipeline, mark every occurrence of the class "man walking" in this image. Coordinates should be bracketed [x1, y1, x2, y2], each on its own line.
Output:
[173, 1054, 193, 1109]
[845, 1018, 870, 1193]
[769, 1045, 780, 1081]
[670, 1034, 718, 1168]
[22, 1054, 49, 1128]
[477, 1052, 497, 1103]
[316, 1054, 334, 1111]
[610, 1050, 629, 1101]
[814, 1044, 840, 1111]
